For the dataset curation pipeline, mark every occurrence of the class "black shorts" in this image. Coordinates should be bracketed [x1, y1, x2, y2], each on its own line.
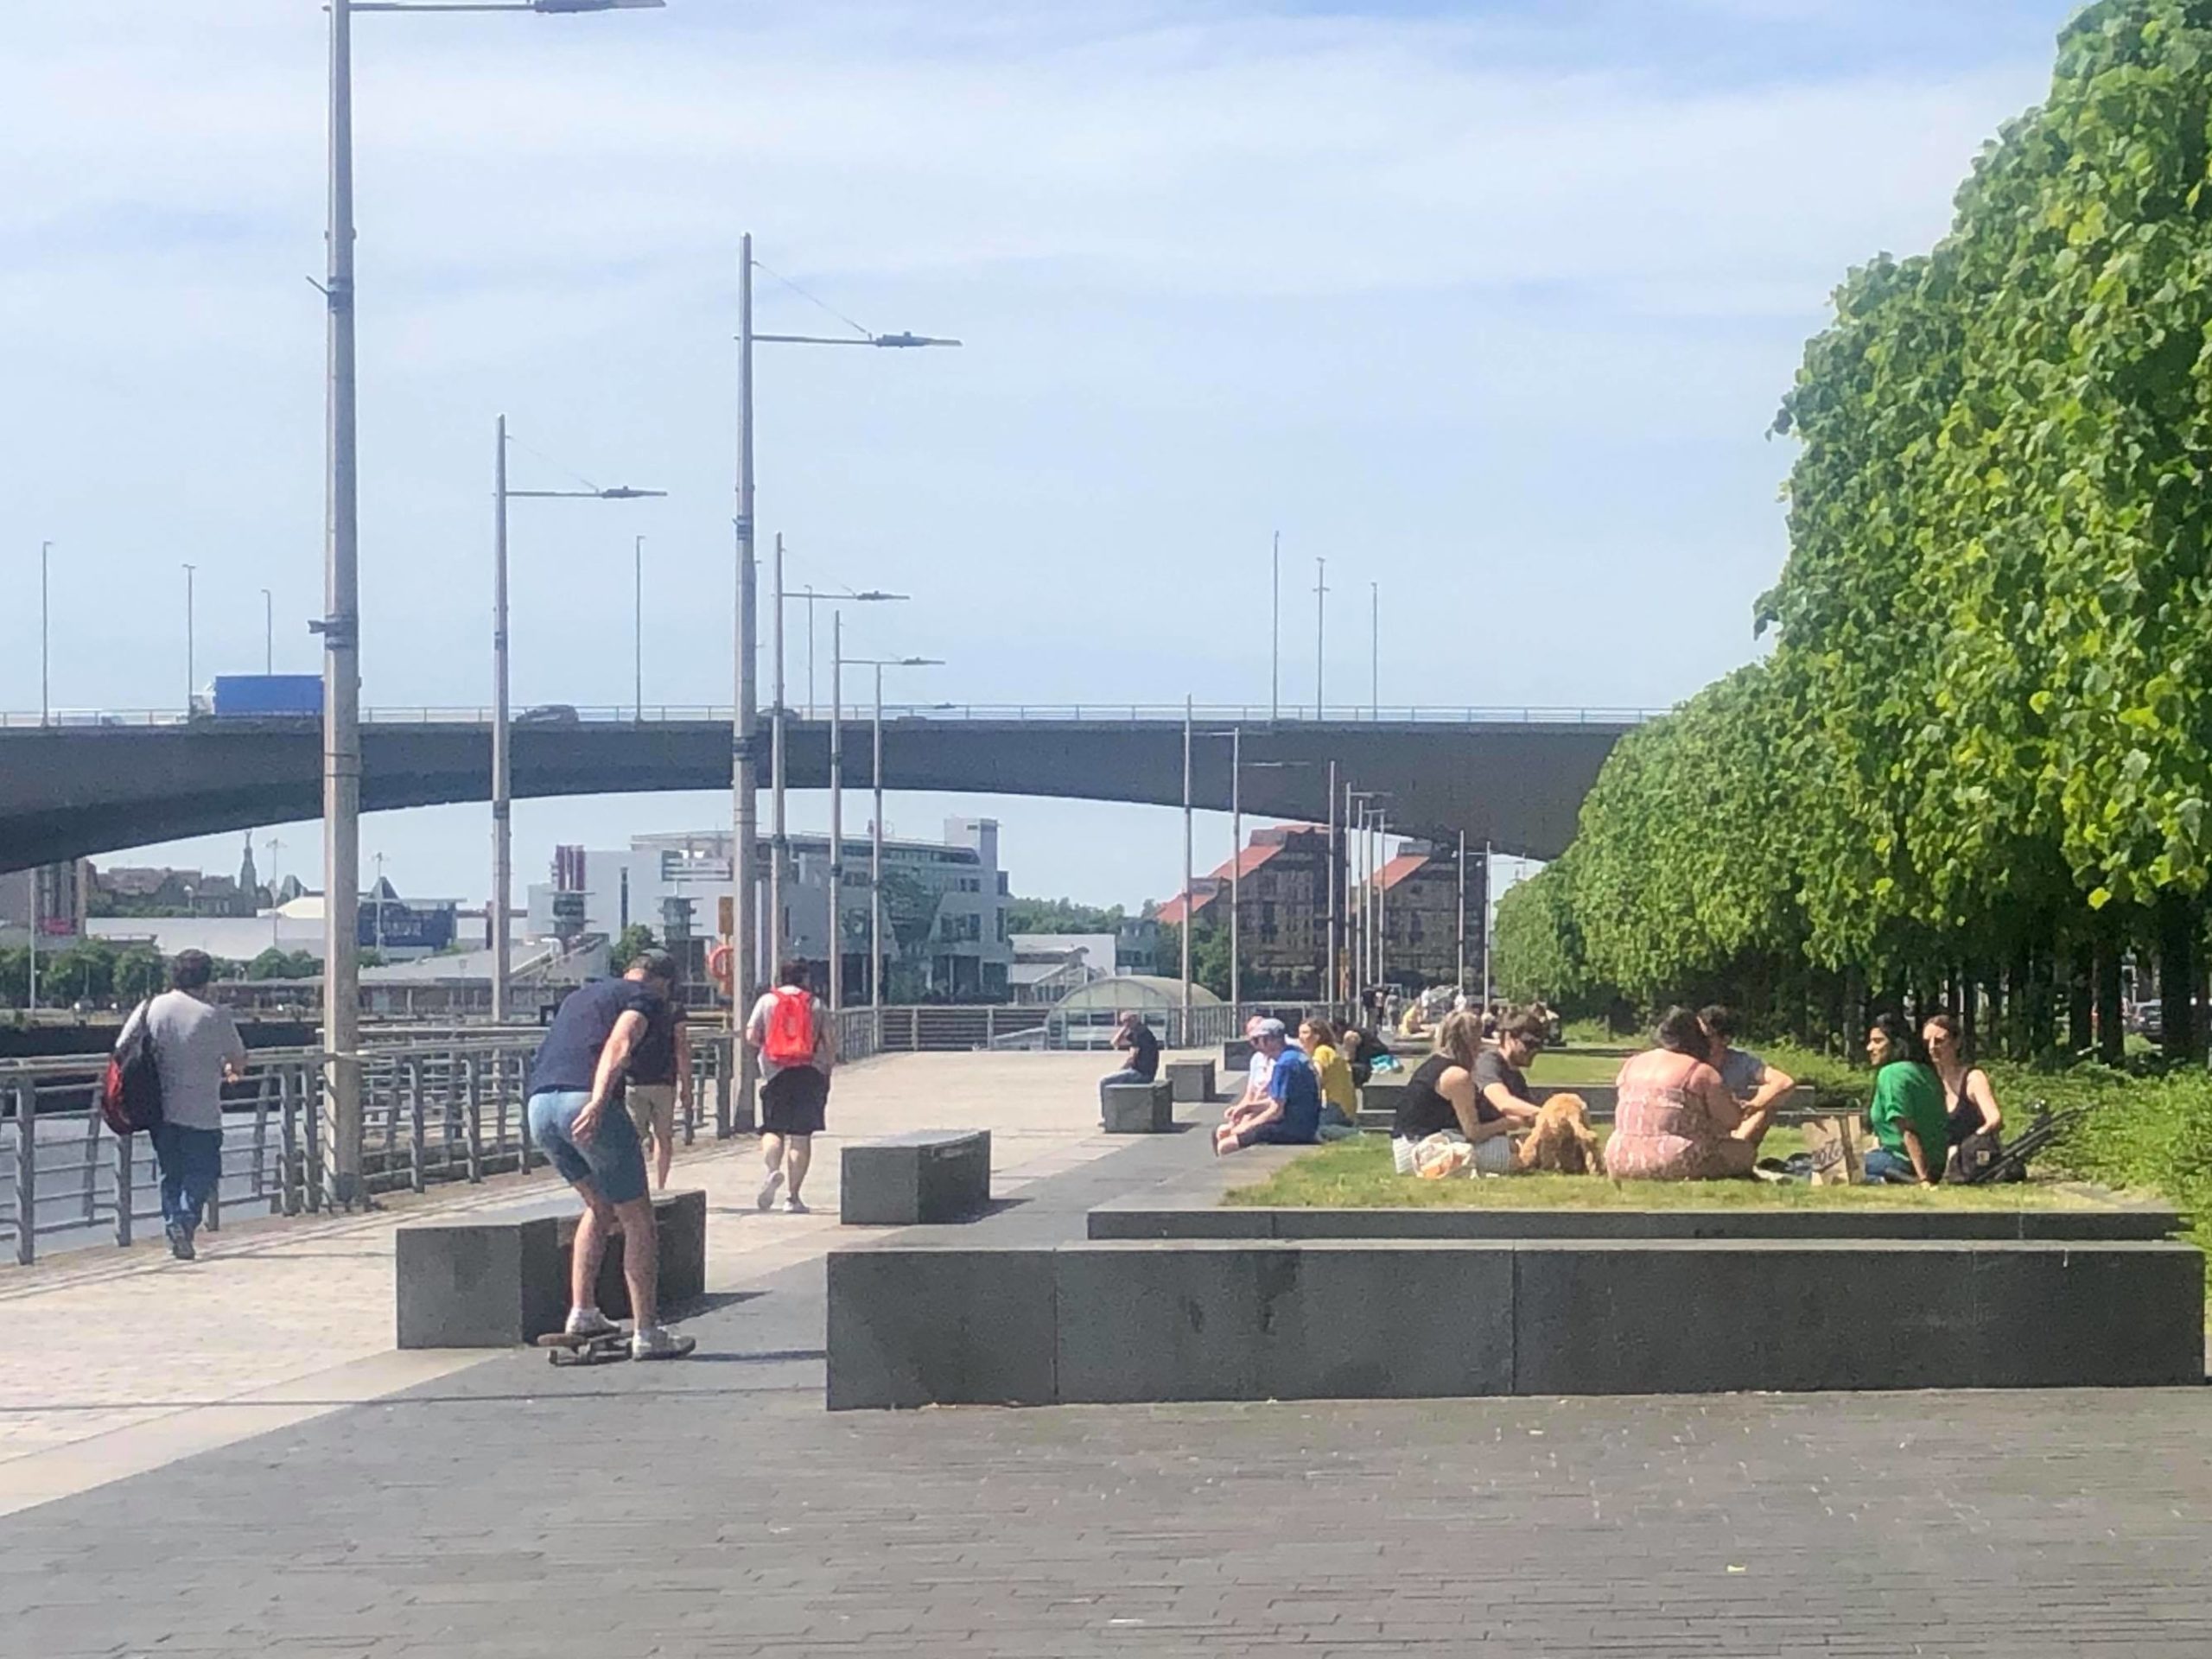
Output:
[760, 1065, 830, 1136]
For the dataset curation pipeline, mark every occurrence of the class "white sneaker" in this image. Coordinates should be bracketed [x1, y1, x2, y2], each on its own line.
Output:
[755, 1167, 785, 1211]
[564, 1306, 619, 1339]
[784, 1195, 810, 1215]
[631, 1325, 692, 1361]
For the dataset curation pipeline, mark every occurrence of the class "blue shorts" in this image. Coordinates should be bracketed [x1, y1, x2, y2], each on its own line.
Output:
[527, 1089, 649, 1205]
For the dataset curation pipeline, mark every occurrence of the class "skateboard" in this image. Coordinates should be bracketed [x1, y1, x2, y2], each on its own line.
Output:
[531, 1327, 698, 1366]
[535, 1325, 632, 1366]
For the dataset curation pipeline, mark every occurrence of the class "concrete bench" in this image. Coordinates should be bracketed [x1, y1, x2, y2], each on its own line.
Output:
[1222, 1039, 1254, 1074]
[395, 1187, 706, 1348]
[840, 1129, 992, 1227]
[1103, 1080, 1176, 1134]
[1165, 1058, 1217, 1103]
[826, 1236, 2205, 1408]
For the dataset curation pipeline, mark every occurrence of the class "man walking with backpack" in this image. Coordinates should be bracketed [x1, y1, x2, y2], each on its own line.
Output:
[117, 950, 246, 1261]
[746, 958, 836, 1213]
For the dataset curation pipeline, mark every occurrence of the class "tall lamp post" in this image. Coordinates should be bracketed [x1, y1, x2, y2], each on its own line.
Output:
[490, 414, 663, 1020]
[322, 0, 664, 1205]
[766, 551, 906, 973]
[836, 652, 943, 1007]
[1180, 696, 1193, 1039]
[734, 233, 957, 1117]
[182, 563, 196, 711]
[1313, 556, 1327, 719]
[262, 588, 275, 675]
[39, 541, 51, 726]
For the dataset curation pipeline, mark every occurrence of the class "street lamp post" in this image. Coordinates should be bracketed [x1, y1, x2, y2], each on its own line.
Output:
[1325, 759, 1338, 1005]
[1180, 696, 1193, 1039]
[1481, 840, 1495, 1012]
[1270, 532, 1280, 722]
[1230, 725, 1241, 1011]
[182, 563, 196, 711]
[1313, 556, 1326, 720]
[39, 541, 51, 726]
[262, 588, 274, 675]
[321, 0, 664, 1205]
[736, 232, 957, 1108]
[632, 534, 645, 721]
[766, 559, 906, 976]
[490, 413, 663, 1021]
[831, 652, 943, 1007]
[1456, 830, 1467, 992]
[1370, 581, 1379, 721]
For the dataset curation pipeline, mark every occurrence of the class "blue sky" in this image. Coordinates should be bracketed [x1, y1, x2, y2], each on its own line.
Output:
[2, 0, 2086, 910]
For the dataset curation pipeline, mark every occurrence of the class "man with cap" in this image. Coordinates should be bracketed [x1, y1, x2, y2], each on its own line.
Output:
[1215, 1018, 1323, 1154]
[525, 950, 694, 1360]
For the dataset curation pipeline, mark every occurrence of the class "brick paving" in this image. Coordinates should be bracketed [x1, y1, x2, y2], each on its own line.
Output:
[8, 1055, 2212, 1656]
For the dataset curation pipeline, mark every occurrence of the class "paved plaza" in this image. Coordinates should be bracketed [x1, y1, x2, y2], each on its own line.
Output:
[5, 1052, 2212, 1656]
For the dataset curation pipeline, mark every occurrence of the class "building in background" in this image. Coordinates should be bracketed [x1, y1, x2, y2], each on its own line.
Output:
[1157, 824, 1332, 998]
[525, 817, 1013, 1002]
[1356, 840, 1487, 994]
[1008, 932, 1118, 1004]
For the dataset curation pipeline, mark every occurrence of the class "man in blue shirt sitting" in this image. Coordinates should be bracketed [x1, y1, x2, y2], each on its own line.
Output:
[1214, 1019, 1323, 1155]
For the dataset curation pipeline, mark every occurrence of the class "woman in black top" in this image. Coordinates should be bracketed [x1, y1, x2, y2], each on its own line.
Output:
[1923, 1013, 2002, 1174]
[1392, 1011, 1516, 1173]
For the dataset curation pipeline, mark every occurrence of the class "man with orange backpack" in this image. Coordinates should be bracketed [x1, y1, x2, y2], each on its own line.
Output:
[745, 958, 836, 1213]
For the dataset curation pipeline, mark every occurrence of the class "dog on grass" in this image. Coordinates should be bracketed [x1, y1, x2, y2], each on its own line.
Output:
[1515, 1091, 1602, 1175]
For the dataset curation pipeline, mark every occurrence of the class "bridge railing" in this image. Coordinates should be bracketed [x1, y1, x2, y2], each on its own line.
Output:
[0, 1029, 740, 1267]
[0, 702, 1662, 729]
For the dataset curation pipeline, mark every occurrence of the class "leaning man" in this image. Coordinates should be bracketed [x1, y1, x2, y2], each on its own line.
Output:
[526, 949, 694, 1360]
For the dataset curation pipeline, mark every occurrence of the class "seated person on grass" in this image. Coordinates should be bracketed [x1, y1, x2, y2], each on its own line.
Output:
[1216, 1020, 1323, 1154]
[1605, 1006, 1770, 1181]
[1864, 1010, 1948, 1185]
[1300, 1017, 1360, 1133]
[1389, 1009, 1525, 1175]
[1699, 1002, 1797, 1147]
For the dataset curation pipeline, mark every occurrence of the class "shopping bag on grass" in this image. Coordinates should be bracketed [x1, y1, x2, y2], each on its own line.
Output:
[1802, 1115, 1864, 1186]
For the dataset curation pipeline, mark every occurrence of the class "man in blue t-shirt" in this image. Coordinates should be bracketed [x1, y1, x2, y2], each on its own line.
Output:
[1214, 1019, 1322, 1154]
[526, 950, 692, 1361]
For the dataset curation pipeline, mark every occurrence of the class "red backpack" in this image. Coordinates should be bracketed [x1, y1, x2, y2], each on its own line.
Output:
[101, 1001, 166, 1135]
[763, 987, 817, 1066]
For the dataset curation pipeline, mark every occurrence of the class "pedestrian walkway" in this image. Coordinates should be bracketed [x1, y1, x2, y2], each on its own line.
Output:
[0, 1049, 1160, 1515]
[10, 1052, 2212, 1656]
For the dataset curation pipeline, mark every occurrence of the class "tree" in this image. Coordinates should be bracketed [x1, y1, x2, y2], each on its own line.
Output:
[1004, 897, 1125, 936]
[113, 944, 166, 1005]
[246, 947, 319, 982]
[609, 925, 657, 971]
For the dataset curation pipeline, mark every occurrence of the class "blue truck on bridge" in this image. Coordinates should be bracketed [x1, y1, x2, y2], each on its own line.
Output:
[207, 675, 324, 718]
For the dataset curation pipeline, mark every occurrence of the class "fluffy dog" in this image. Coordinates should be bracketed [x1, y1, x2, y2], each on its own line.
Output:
[1515, 1091, 1602, 1175]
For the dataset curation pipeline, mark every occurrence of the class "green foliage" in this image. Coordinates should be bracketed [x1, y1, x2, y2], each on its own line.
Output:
[1004, 896, 1126, 936]
[1491, 862, 1588, 1004]
[1151, 922, 1232, 1000]
[245, 947, 320, 982]
[1524, 3, 2212, 1082]
[609, 925, 657, 971]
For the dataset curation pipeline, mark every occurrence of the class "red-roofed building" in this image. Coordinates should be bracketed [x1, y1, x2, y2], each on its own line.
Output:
[1351, 841, 1484, 991]
[1156, 824, 1332, 996]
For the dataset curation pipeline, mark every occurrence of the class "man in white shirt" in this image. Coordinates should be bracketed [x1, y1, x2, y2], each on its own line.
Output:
[119, 950, 246, 1261]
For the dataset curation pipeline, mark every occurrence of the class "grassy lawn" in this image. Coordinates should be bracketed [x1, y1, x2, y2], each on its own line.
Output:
[1224, 1134, 2108, 1211]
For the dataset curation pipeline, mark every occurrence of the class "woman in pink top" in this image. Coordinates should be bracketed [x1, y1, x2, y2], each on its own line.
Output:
[1606, 1007, 1767, 1181]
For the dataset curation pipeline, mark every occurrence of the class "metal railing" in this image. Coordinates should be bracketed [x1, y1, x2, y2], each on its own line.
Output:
[0, 1030, 738, 1267]
[0, 702, 1662, 731]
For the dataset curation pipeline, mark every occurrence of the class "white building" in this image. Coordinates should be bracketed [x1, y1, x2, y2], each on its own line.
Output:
[1007, 933, 1119, 1003]
[525, 817, 1013, 1001]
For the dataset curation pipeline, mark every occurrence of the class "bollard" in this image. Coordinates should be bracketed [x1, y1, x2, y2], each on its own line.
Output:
[462, 1056, 483, 1183]
[13, 1084, 35, 1267]
[113, 1124, 133, 1248]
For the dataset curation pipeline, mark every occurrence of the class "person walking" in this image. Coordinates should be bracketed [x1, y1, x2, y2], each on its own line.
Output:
[747, 958, 836, 1214]
[526, 950, 692, 1359]
[1098, 1011, 1161, 1117]
[119, 950, 245, 1261]
[626, 981, 690, 1193]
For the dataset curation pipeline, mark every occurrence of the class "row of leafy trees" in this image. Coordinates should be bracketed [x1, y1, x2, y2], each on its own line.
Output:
[0, 941, 385, 1009]
[1496, 2, 2212, 1065]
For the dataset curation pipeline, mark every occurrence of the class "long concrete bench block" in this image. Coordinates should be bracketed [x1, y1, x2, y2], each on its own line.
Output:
[840, 1129, 992, 1226]
[825, 1237, 2206, 1407]
[1055, 1244, 1514, 1404]
[1222, 1039, 1254, 1074]
[1166, 1059, 1217, 1103]
[1089, 1203, 2186, 1243]
[826, 1247, 1056, 1409]
[1103, 1081, 1176, 1134]
[395, 1187, 707, 1349]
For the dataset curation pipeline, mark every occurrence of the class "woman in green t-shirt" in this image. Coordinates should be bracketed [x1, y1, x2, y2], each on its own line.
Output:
[1863, 1011, 1948, 1185]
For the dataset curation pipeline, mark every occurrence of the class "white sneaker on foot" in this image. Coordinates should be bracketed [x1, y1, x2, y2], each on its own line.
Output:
[564, 1306, 619, 1338]
[632, 1325, 694, 1361]
[755, 1167, 785, 1211]
[784, 1195, 809, 1215]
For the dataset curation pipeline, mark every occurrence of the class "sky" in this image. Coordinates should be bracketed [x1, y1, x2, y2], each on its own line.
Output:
[3, 0, 2088, 913]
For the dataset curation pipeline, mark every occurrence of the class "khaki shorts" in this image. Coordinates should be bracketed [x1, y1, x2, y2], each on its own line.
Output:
[626, 1083, 679, 1149]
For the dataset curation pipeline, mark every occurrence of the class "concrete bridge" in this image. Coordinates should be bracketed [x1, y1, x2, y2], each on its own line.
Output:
[0, 703, 1650, 873]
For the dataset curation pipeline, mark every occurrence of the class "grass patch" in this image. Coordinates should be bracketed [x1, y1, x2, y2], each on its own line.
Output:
[1223, 1134, 2106, 1211]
